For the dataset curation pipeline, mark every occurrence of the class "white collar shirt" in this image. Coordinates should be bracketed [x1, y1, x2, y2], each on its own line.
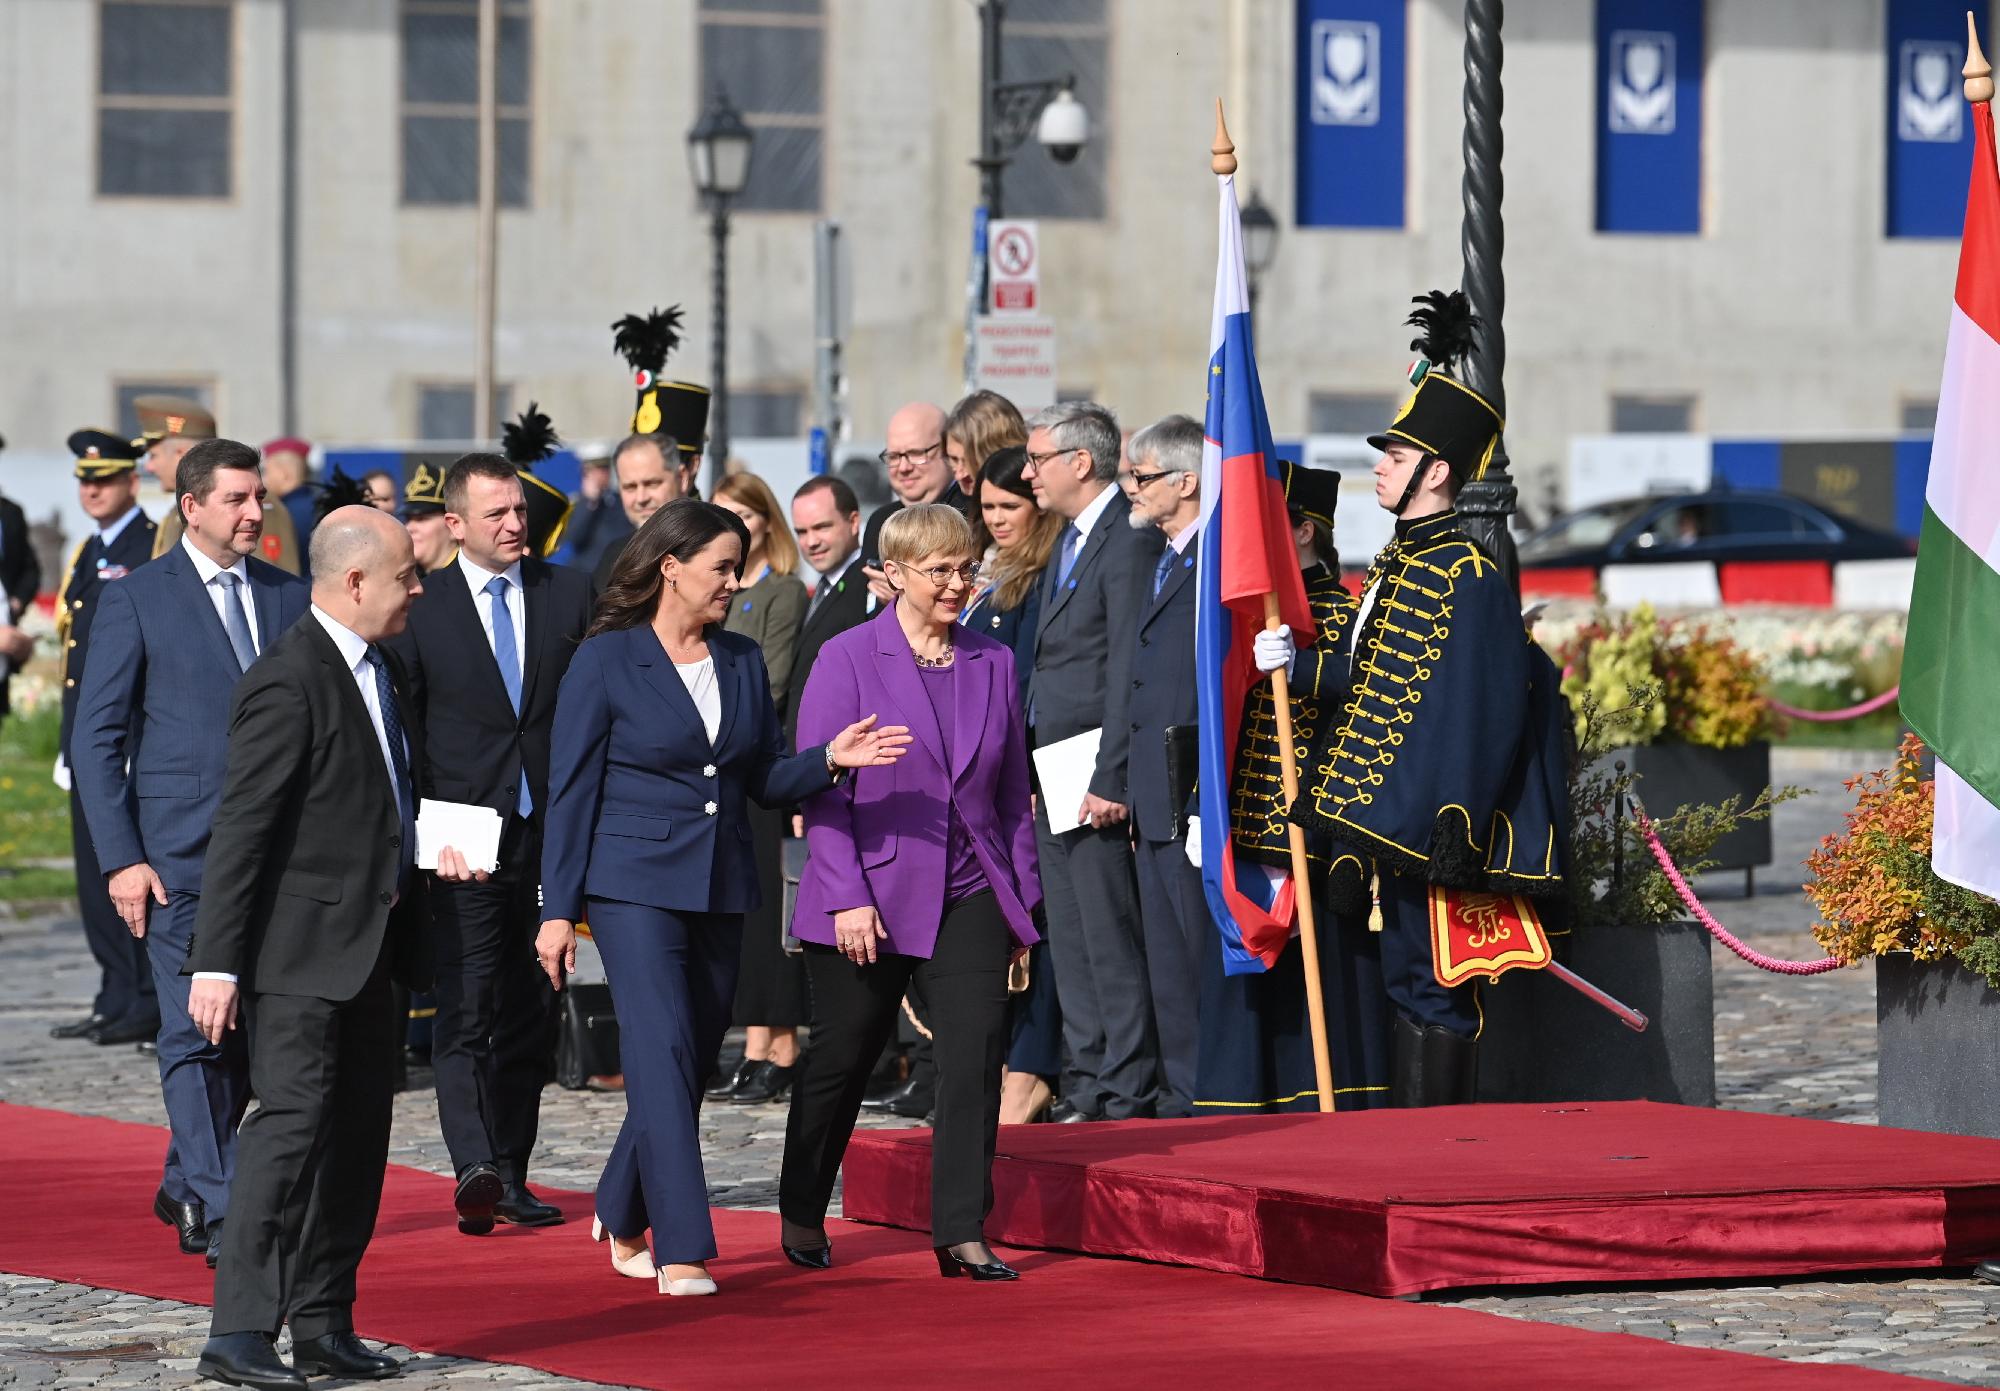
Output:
[181, 536, 260, 652]
[456, 551, 527, 666]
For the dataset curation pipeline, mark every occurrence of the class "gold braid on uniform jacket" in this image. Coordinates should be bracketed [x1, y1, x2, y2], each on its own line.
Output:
[1228, 566, 1369, 913]
[1289, 509, 1573, 900]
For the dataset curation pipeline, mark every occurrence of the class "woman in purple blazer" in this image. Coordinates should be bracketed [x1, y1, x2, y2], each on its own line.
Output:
[779, 503, 1043, 1282]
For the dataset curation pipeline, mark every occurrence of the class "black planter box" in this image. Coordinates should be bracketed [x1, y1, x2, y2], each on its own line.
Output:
[1877, 954, 2000, 1138]
[1478, 918, 1715, 1106]
[1599, 739, 1773, 872]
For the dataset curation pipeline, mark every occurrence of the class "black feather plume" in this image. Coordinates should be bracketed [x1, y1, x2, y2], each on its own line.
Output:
[1404, 290, 1481, 374]
[611, 306, 685, 378]
[314, 467, 368, 525]
[502, 401, 560, 470]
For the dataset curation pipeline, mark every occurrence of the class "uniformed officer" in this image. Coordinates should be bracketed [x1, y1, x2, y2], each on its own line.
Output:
[400, 458, 457, 575]
[1288, 291, 1571, 1107]
[136, 395, 303, 575]
[501, 401, 578, 559]
[51, 429, 159, 1046]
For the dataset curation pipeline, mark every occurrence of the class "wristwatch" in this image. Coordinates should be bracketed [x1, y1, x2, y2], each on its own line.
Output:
[824, 745, 848, 783]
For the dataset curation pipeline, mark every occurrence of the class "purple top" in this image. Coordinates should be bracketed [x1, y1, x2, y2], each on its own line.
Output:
[919, 662, 990, 905]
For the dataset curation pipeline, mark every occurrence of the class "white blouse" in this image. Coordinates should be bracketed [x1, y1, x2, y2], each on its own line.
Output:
[675, 656, 722, 744]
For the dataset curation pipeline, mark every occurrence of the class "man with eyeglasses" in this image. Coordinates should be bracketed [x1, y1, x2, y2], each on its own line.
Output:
[859, 401, 974, 607]
[1021, 401, 1165, 1123]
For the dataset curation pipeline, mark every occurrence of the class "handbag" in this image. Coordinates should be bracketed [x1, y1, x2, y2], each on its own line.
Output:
[554, 982, 621, 1091]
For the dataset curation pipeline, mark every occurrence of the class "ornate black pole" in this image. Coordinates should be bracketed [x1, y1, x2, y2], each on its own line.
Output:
[1455, 0, 1519, 590]
[708, 195, 730, 490]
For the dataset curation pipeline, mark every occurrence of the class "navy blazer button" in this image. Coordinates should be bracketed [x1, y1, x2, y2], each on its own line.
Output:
[389, 835, 400, 848]
[379, 891, 391, 904]
[704, 801, 718, 815]
[703, 764, 717, 777]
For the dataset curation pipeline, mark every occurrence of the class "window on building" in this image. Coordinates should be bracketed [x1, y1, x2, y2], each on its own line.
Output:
[699, 0, 826, 214]
[1901, 398, 1939, 432]
[1003, 0, 1109, 220]
[416, 383, 514, 441]
[1308, 391, 1396, 436]
[401, 0, 532, 207]
[730, 387, 805, 438]
[97, 0, 234, 198]
[114, 380, 217, 443]
[1611, 394, 1695, 433]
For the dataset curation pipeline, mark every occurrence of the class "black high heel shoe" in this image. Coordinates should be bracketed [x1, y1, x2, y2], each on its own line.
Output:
[783, 1242, 833, 1270]
[934, 1244, 1018, 1281]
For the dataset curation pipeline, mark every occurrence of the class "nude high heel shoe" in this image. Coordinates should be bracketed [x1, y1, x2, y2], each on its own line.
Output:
[658, 1263, 718, 1297]
[592, 1216, 656, 1279]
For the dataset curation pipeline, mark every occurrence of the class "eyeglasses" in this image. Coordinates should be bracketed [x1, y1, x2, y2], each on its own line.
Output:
[895, 560, 982, 587]
[1128, 468, 1177, 490]
[1024, 446, 1076, 471]
[879, 439, 945, 469]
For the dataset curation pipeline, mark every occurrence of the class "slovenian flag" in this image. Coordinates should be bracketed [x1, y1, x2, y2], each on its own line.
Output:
[1195, 171, 1318, 974]
[1904, 63, 2000, 901]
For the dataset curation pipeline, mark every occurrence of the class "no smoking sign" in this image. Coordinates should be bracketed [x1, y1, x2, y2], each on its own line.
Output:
[987, 218, 1040, 315]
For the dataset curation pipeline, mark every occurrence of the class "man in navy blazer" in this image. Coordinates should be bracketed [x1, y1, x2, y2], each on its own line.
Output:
[74, 439, 308, 1263]
[1122, 416, 1211, 1118]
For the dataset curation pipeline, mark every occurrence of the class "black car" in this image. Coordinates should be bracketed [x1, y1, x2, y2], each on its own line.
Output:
[1516, 489, 1916, 570]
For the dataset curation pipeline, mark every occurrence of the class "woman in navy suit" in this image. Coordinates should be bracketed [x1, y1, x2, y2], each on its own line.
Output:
[535, 500, 908, 1298]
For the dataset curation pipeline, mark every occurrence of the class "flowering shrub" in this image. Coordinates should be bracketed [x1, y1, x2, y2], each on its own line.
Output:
[1556, 603, 1777, 750]
[1805, 734, 2000, 987]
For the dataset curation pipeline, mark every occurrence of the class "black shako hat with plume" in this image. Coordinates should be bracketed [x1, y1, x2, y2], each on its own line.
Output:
[612, 306, 708, 466]
[502, 401, 576, 559]
[1367, 289, 1504, 488]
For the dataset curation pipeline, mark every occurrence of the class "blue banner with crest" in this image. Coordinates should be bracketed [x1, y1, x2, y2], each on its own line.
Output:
[1595, 0, 1703, 234]
[1295, 0, 1406, 229]
[1887, 0, 1979, 238]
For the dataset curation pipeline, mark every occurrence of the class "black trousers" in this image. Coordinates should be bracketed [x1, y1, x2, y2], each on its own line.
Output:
[69, 783, 155, 1027]
[428, 816, 556, 1184]
[210, 949, 397, 1341]
[780, 893, 1012, 1247]
[1132, 834, 1207, 1118]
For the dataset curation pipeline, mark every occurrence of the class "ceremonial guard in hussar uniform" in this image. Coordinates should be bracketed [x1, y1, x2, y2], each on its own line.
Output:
[1196, 460, 1390, 1112]
[614, 306, 710, 477]
[1290, 292, 1571, 1107]
[135, 395, 302, 575]
[52, 430, 159, 1046]
[502, 401, 579, 559]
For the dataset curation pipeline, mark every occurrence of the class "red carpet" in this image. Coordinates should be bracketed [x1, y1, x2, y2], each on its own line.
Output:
[0, 1102, 1957, 1389]
[842, 1102, 2000, 1298]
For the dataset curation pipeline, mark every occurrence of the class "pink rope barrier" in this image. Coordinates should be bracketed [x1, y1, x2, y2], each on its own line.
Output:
[1766, 684, 1900, 723]
[1630, 804, 1847, 975]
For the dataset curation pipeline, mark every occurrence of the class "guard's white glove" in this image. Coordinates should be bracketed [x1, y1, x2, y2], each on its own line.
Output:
[1253, 626, 1296, 676]
[51, 754, 70, 793]
[1184, 814, 1203, 869]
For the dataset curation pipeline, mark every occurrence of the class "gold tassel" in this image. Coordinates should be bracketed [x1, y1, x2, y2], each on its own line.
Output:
[1367, 872, 1385, 934]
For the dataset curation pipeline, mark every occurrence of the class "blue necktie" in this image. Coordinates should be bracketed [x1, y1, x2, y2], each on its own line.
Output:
[366, 646, 416, 887]
[212, 572, 257, 671]
[1152, 548, 1175, 599]
[485, 576, 531, 816]
[1056, 524, 1082, 587]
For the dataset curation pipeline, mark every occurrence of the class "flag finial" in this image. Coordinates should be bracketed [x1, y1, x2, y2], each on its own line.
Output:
[1968, 11, 1993, 102]
[1211, 99, 1237, 176]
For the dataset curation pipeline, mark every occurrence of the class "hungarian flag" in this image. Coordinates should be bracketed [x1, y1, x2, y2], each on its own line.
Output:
[1194, 171, 1317, 974]
[1903, 75, 2000, 900]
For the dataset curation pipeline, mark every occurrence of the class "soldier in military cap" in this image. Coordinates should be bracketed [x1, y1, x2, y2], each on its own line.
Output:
[400, 458, 457, 574]
[1286, 292, 1571, 1108]
[51, 429, 160, 1046]
[136, 395, 303, 576]
[595, 308, 709, 588]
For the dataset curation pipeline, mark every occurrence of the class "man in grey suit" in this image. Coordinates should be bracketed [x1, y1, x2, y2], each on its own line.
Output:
[1022, 401, 1165, 1121]
[75, 439, 310, 1265]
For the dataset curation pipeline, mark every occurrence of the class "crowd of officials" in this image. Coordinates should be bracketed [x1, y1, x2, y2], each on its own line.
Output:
[29, 286, 1525, 1387]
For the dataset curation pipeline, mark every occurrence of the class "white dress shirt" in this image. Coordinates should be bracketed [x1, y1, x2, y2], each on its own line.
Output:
[457, 550, 526, 667]
[1067, 478, 1120, 552]
[181, 536, 261, 653]
[675, 656, 722, 745]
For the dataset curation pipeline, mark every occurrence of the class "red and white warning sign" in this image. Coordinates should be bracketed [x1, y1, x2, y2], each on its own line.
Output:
[988, 218, 1040, 315]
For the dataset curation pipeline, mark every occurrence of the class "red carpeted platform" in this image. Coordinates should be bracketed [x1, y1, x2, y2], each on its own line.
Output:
[0, 1102, 1957, 1389]
[841, 1101, 2000, 1298]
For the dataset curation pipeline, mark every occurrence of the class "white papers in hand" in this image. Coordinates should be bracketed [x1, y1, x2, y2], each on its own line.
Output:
[1031, 727, 1102, 835]
[415, 799, 504, 874]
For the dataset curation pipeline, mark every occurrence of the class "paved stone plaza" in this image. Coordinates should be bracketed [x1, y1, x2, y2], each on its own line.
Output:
[4, 746, 1998, 1388]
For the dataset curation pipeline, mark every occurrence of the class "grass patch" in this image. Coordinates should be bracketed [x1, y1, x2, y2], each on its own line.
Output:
[0, 707, 75, 902]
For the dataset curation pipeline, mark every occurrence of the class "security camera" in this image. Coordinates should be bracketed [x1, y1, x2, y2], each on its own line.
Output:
[1037, 88, 1089, 164]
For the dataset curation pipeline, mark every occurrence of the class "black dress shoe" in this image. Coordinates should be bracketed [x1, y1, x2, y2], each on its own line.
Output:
[91, 1015, 159, 1046]
[705, 1058, 754, 1101]
[731, 1059, 798, 1105]
[862, 1076, 935, 1119]
[205, 1219, 224, 1268]
[783, 1242, 833, 1270]
[934, 1243, 1019, 1281]
[494, 1183, 565, 1227]
[50, 1012, 108, 1040]
[195, 1332, 304, 1390]
[1047, 1099, 1097, 1124]
[289, 1331, 400, 1380]
[453, 1163, 504, 1235]
[1976, 1260, 2000, 1286]
[154, 1186, 207, 1254]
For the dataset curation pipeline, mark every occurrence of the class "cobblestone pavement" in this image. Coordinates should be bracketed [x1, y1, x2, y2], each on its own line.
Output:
[8, 746, 2000, 1388]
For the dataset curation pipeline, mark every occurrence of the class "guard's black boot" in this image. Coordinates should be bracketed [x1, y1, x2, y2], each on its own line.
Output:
[1389, 1015, 1425, 1108]
[1417, 1024, 1478, 1107]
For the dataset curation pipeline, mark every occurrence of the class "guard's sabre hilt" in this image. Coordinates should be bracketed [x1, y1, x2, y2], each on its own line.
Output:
[1543, 960, 1649, 1033]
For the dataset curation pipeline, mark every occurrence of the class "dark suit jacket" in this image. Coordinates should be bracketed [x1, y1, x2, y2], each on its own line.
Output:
[858, 480, 975, 571]
[186, 617, 431, 1000]
[59, 510, 157, 755]
[1026, 487, 1163, 805]
[0, 496, 40, 719]
[783, 557, 871, 753]
[961, 576, 1041, 709]
[1127, 533, 1199, 843]
[387, 556, 594, 828]
[74, 545, 309, 891]
[541, 625, 836, 923]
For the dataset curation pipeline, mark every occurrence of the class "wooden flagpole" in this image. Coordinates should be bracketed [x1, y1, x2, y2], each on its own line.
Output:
[1213, 102, 1337, 1114]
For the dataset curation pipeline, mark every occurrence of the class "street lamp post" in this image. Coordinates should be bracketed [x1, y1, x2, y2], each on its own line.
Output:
[1240, 188, 1279, 329]
[688, 89, 754, 491]
[1455, 0, 1520, 589]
